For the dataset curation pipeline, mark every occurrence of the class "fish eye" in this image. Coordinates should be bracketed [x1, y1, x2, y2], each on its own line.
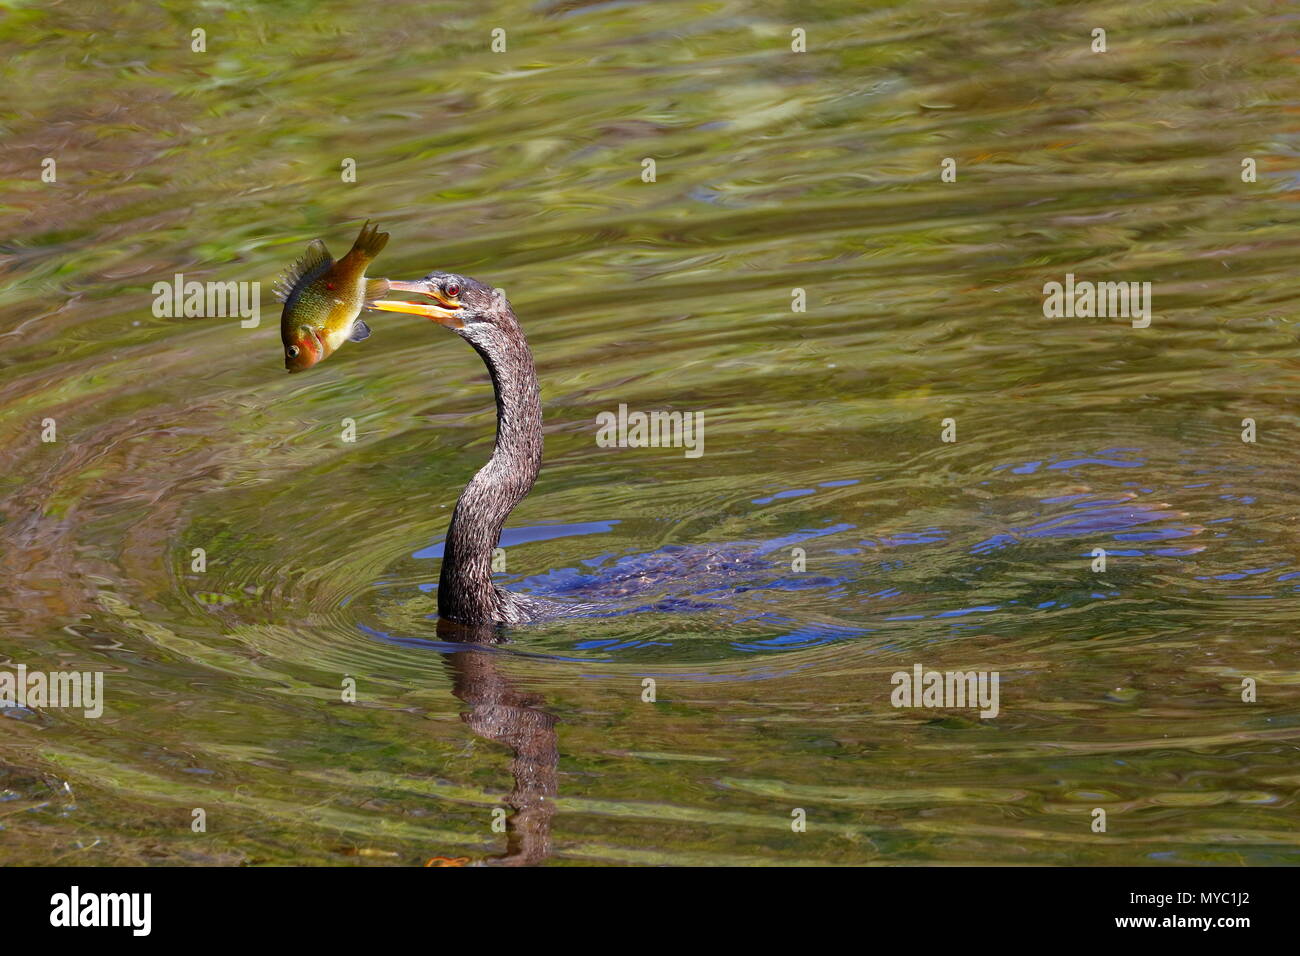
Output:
[286, 345, 300, 358]
[445, 282, 460, 297]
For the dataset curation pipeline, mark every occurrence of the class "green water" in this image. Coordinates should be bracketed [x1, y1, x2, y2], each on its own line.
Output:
[1, 0, 1298, 865]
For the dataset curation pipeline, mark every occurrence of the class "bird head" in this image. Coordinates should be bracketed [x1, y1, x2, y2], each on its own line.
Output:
[372, 273, 511, 334]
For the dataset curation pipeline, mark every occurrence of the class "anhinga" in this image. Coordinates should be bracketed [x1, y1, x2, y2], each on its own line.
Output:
[372, 275, 576, 627]
[367, 284, 565, 866]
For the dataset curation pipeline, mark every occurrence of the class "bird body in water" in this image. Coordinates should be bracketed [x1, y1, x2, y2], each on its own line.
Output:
[372, 275, 577, 626]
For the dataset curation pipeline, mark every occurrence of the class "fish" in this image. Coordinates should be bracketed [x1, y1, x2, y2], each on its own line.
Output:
[276, 220, 392, 372]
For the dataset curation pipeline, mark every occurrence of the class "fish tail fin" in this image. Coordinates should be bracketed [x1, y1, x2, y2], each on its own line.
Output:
[274, 238, 333, 302]
[344, 219, 390, 265]
[363, 277, 391, 305]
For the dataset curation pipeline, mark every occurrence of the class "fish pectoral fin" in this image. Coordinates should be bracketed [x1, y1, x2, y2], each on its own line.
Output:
[364, 278, 391, 304]
[348, 318, 372, 342]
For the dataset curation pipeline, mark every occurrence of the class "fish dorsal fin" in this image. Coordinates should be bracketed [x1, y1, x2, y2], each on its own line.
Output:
[273, 239, 333, 302]
[348, 318, 372, 342]
[364, 277, 390, 304]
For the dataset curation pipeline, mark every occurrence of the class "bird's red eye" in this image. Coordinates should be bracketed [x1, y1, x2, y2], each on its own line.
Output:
[445, 283, 460, 297]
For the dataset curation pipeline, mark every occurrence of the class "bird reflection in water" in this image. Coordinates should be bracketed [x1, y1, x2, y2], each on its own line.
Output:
[433, 618, 558, 866]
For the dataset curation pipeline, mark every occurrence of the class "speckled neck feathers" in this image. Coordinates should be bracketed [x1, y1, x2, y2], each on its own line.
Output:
[437, 312, 543, 625]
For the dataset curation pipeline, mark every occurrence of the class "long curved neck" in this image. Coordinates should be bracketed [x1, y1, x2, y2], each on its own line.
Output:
[438, 320, 542, 624]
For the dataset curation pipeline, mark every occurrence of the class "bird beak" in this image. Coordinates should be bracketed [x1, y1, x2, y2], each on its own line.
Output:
[371, 279, 464, 329]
